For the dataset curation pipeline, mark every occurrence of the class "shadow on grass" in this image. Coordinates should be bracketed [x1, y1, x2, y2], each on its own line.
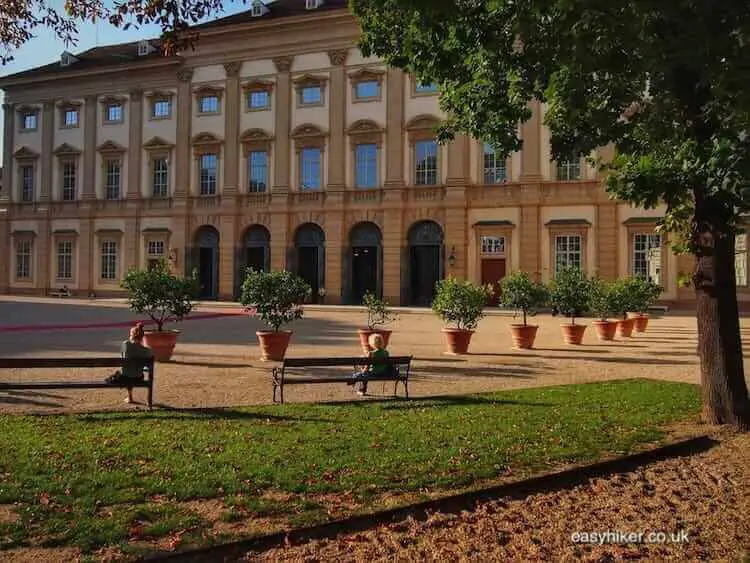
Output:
[153, 435, 718, 563]
[316, 393, 551, 410]
[0, 390, 65, 408]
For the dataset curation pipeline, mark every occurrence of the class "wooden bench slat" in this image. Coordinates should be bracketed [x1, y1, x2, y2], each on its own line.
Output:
[0, 381, 151, 389]
[282, 356, 412, 368]
[0, 358, 152, 369]
[283, 375, 408, 385]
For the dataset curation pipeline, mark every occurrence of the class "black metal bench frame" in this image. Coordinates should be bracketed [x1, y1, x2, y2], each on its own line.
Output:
[271, 356, 413, 404]
[0, 357, 155, 408]
[46, 288, 72, 298]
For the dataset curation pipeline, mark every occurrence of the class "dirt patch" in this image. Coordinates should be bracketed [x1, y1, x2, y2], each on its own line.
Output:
[0, 504, 19, 525]
[0, 547, 82, 563]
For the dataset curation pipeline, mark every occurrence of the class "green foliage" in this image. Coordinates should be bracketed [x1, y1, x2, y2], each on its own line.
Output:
[498, 271, 549, 326]
[589, 278, 619, 321]
[0, 380, 700, 552]
[239, 269, 311, 332]
[362, 292, 397, 329]
[431, 276, 491, 330]
[120, 259, 197, 331]
[627, 276, 663, 313]
[609, 277, 640, 319]
[548, 267, 591, 325]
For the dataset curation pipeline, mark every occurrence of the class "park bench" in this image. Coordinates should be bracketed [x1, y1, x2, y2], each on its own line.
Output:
[0, 357, 155, 408]
[47, 287, 72, 298]
[271, 356, 413, 404]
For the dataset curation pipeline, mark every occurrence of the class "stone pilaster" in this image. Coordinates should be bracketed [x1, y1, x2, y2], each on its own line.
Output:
[39, 101, 54, 201]
[78, 217, 93, 294]
[446, 134, 470, 186]
[36, 220, 50, 290]
[384, 68, 405, 188]
[324, 211, 344, 303]
[0, 212, 8, 292]
[82, 95, 97, 200]
[124, 217, 139, 272]
[444, 207, 468, 280]
[382, 208, 403, 304]
[327, 49, 348, 190]
[1, 103, 13, 203]
[175, 67, 193, 199]
[127, 89, 143, 199]
[520, 100, 542, 181]
[272, 56, 293, 197]
[520, 204, 541, 278]
[223, 62, 242, 196]
[269, 213, 288, 272]
[596, 203, 618, 280]
[219, 215, 235, 299]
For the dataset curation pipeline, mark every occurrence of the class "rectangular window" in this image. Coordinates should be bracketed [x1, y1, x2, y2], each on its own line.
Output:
[199, 153, 218, 195]
[414, 140, 438, 185]
[152, 158, 169, 197]
[301, 86, 322, 106]
[100, 240, 118, 281]
[555, 234, 582, 273]
[105, 103, 123, 123]
[355, 143, 378, 188]
[56, 240, 73, 281]
[62, 162, 77, 201]
[300, 148, 322, 190]
[248, 151, 268, 193]
[15, 239, 32, 279]
[198, 95, 219, 114]
[633, 233, 661, 281]
[736, 233, 747, 287]
[247, 90, 270, 110]
[63, 108, 79, 127]
[21, 112, 37, 131]
[415, 82, 438, 93]
[557, 157, 581, 181]
[147, 240, 165, 270]
[20, 165, 34, 202]
[105, 160, 122, 200]
[481, 236, 505, 254]
[483, 143, 507, 184]
[152, 99, 171, 119]
[355, 81, 380, 100]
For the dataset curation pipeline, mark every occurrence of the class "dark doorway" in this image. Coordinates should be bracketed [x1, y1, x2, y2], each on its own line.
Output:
[294, 223, 325, 304]
[406, 221, 444, 306]
[346, 222, 383, 304]
[194, 226, 219, 299]
[481, 258, 506, 306]
[236, 225, 270, 298]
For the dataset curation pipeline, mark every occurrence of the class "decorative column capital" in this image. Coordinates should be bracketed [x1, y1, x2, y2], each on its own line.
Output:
[273, 56, 293, 73]
[177, 67, 193, 83]
[327, 49, 349, 66]
[84, 94, 98, 105]
[128, 88, 143, 98]
[224, 61, 241, 78]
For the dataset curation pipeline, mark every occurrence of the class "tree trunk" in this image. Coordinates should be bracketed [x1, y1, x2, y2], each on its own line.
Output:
[693, 202, 750, 430]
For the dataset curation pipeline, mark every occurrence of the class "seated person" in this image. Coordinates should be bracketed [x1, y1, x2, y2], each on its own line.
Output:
[349, 333, 390, 397]
[106, 322, 153, 403]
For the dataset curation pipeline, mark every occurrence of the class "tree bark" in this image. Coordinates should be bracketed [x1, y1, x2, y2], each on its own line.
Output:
[693, 199, 750, 430]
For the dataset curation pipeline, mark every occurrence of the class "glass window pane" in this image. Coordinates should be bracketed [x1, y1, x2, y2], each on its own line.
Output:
[248, 90, 269, 109]
[153, 100, 170, 118]
[248, 151, 268, 192]
[301, 87, 322, 105]
[355, 144, 377, 188]
[414, 141, 438, 185]
[300, 148, 321, 190]
[356, 81, 380, 99]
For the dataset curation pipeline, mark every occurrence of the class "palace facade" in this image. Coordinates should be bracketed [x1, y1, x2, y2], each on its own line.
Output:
[0, 0, 718, 307]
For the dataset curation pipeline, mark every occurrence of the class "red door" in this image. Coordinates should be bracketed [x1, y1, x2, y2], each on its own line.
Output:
[481, 258, 506, 305]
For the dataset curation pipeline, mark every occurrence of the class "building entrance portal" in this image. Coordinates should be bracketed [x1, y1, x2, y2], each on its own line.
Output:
[406, 221, 444, 306]
[193, 226, 219, 300]
[294, 223, 325, 304]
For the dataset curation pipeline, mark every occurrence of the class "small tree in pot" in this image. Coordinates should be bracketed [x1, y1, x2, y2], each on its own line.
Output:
[358, 293, 397, 354]
[240, 269, 311, 361]
[626, 276, 663, 333]
[610, 277, 638, 338]
[431, 276, 492, 354]
[120, 258, 198, 362]
[498, 271, 548, 349]
[548, 266, 592, 345]
[589, 277, 619, 341]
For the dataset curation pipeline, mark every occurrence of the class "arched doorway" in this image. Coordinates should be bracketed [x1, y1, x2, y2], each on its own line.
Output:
[406, 220, 444, 306]
[235, 225, 270, 298]
[346, 222, 383, 304]
[294, 223, 325, 303]
[193, 225, 219, 300]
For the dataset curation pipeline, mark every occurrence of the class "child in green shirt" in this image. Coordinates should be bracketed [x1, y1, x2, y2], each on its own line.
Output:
[349, 333, 390, 396]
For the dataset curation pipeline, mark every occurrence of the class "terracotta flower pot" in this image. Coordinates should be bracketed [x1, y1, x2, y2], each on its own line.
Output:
[256, 330, 292, 361]
[593, 320, 617, 341]
[561, 323, 587, 345]
[627, 312, 650, 333]
[510, 324, 539, 349]
[357, 328, 392, 354]
[616, 318, 635, 338]
[441, 328, 474, 355]
[143, 330, 179, 362]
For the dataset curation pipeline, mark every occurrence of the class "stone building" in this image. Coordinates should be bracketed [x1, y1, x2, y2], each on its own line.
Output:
[0, 0, 721, 307]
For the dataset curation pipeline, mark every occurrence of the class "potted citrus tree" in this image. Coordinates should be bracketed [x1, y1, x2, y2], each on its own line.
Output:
[589, 277, 618, 341]
[240, 269, 311, 361]
[627, 276, 662, 332]
[120, 258, 198, 362]
[431, 276, 492, 354]
[548, 266, 591, 345]
[498, 271, 548, 349]
[610, 277, 637, 337]
[358, 292, 397, 354]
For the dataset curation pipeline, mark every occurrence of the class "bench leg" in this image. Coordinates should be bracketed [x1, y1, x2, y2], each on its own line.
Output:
[147, 383, 153, 410]
[280, 383, 284, 404]
[403, 379, 409, 399]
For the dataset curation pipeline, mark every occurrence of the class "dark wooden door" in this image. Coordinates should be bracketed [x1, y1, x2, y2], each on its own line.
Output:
[410, 246, 441, 306]
[297, 247, 320, 303]
[198, 248, 215, 299]
[352, 246, 378, 304]
[245, 247, 266, 273]
[481, 258, 506, 305]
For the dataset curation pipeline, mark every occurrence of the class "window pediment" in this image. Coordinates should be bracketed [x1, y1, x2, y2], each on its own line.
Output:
[12, 230, 36, 238]
[53, 229, 79, 236]
[146, 90, 174, 100]
[405, 114, 442, 131]
[291, 124, 327, 139]
[57, 100, 82, 108]
[348, 68, 384, 82]
[346, 119, 383, 135]
[194, 85, 224, 97]
[293, 73, 328, 88]
[14, 146, 40, 160]
[242, 79, 274, 93]
[16, 105, 39, 115]
[192, 132, 223, 146]
[143, 136, 174, 151]
[97, 141, 127, 154]
[53, 143, 81, 156]
[100, 95, 126, 105]
[241, 128, 274, 155]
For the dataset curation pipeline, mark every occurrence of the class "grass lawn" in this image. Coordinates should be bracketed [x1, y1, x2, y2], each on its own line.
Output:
[0, 379, 701, 558]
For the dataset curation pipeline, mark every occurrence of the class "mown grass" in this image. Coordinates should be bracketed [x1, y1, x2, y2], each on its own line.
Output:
[0, 379, 701, 554]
